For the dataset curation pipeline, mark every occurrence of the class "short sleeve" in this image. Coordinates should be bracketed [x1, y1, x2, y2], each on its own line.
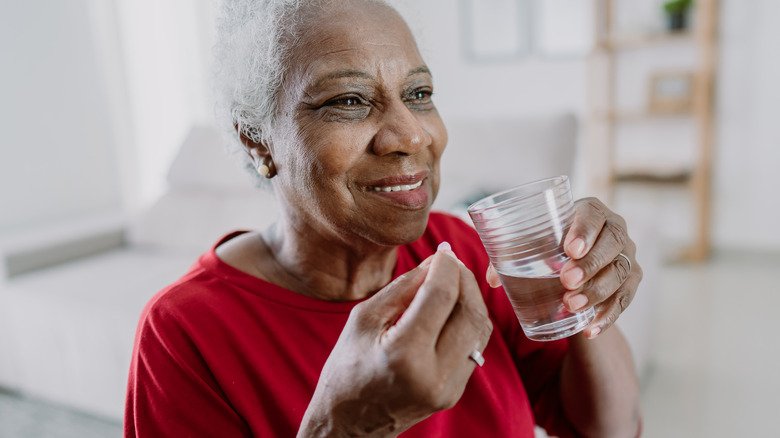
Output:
[124, 291, 250, 437]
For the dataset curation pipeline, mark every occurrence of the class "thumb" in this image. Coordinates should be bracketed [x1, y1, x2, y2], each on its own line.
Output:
[363, 256, 433, 324]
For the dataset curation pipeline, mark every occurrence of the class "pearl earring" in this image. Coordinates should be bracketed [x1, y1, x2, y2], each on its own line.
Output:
[249, 149, 275, 178]
[257, 161, 271, 178]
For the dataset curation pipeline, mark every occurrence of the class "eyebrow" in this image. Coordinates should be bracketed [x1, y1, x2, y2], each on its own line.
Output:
[311, 66, 432, 88]
[407, 66, 431, 77]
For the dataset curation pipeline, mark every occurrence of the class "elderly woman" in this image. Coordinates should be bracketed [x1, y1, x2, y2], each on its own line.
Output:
[125, 0, 642, 437]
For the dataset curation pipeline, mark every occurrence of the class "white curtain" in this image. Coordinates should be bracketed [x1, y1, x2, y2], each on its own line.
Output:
[88, 0, 217, 210]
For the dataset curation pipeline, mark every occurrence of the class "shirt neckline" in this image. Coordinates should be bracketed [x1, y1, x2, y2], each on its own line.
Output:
[198, 230, 409, 313]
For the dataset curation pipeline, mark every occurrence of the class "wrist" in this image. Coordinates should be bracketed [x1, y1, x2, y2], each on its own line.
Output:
[298, 397, 402, 438]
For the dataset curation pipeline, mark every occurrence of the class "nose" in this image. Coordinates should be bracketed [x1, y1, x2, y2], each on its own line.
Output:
[370, 101, 432, 156]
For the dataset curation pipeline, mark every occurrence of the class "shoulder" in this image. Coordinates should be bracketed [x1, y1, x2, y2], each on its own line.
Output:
[137, 270, 215, 333]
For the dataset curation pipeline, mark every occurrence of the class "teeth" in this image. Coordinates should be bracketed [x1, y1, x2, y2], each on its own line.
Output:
[371, 180, 423, 192]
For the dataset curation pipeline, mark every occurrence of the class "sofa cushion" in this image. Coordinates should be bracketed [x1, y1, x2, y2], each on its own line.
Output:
[166, 125, 258, 192]
[130, 124, 278, 252]
[127, 189, 278, 253]
[0, 248, 196, 420]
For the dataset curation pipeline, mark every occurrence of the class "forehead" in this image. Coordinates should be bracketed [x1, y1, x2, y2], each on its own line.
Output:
[288, 2, 425, 86]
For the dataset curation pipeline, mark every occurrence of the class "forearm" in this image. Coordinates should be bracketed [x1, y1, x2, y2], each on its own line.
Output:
[559, 327, 641, 437]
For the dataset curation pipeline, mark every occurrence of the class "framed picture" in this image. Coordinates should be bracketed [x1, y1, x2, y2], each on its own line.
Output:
[460, 0, 532, 61]
[647, 71, 696, 114]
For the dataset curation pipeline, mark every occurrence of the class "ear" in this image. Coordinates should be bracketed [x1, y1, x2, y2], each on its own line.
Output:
[235, 123, 272, 162]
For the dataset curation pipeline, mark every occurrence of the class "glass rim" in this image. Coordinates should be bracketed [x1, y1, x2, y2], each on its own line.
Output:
[467, 175, 569, 214]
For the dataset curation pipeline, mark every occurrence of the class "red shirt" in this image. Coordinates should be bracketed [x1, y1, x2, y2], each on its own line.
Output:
[125, 212, 576, 437]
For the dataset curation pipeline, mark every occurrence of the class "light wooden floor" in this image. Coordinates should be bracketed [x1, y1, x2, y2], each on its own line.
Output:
[640, 250, 780, 437]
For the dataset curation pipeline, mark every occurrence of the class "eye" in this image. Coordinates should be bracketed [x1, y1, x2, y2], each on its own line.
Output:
[325, 95, 366, 108]
[414, 90, 431, 100]
[407, 88, 433, 104]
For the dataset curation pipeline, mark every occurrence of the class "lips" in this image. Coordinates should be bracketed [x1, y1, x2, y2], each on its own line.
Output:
[362, 171, 430, 210]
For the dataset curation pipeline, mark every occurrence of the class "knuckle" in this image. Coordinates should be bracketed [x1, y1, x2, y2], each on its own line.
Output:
[605, 221, 628, 248]
[602, 308, 620, 328]
[584, 197, 607, 216]
[476, 317, 494, 344]
[618, 292, 633, 313]
[613, 258, 631, 283]
[584, 278, 608, 302]
[415, 381, 453, 411]
[464, 306, 492, 338]
[348, 302, 371, 328]
[635, 264, 644, 281]
[582, 256, 603, 277]
[430, 391, 457, 411]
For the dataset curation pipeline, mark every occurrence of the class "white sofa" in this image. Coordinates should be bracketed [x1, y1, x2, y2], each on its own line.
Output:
[0, 116, 658, 421]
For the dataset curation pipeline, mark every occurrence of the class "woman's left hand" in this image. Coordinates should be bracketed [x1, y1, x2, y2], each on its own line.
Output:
[487, 197, 642, 339]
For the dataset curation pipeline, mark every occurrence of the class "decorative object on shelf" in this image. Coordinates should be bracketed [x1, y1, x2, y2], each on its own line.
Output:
[647, 71, 696, 114]
[459, 0, 532, 61]
[663, 0, 693, 32]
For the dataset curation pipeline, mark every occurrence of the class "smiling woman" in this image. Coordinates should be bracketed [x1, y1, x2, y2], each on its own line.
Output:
[125, 1, 642, 437]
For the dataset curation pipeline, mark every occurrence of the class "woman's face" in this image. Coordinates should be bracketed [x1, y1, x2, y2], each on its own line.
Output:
[269, 1, 447, 247]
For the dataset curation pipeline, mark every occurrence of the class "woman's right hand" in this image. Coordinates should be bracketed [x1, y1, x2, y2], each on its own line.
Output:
[297, 245, 493, 437]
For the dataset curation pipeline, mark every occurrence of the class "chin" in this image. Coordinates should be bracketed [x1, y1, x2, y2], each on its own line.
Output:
[361, 208, 432, 247]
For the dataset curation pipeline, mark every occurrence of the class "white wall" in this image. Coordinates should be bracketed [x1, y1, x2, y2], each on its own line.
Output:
[394, 0, 588, 121]
[0, 1, 123, 232]
[714, 0, 780, 250]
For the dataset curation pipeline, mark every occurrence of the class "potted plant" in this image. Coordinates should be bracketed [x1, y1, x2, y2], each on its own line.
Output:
[663, 0, 693, 32]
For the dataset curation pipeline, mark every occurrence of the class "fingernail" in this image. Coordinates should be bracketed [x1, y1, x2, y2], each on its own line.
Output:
[562, 267, 584, 288]
[571, 238, 586, 258]
[567, 294, 588, 311]
[588, 326, 601, 338]
[437, 241, 451, 252]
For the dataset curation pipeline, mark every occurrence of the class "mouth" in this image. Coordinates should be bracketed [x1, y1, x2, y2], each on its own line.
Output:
[368, 179, 424, 193]
[362, 171, 430, 210]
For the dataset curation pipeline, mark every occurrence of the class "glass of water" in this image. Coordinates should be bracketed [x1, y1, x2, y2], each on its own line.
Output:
[467, 176, 595, 341]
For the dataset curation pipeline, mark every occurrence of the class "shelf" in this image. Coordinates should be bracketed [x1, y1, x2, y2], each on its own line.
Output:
[593, 109, 694, 122]
[613, 170, 692, 185]
[597, 31, 694, 51]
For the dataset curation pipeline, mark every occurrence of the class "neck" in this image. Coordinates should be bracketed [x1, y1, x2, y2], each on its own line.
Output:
[261, 217, 398, 301]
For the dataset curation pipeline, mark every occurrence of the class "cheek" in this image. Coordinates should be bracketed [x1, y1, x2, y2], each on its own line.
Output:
[295, 122, 367, 190]
[426, 116, 448, 187]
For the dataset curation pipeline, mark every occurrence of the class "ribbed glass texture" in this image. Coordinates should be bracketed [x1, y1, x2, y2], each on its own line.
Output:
[468, 176, 594, 341]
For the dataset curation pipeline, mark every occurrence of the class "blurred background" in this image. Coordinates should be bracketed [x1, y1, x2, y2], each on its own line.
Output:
[1, 0, 778, 436]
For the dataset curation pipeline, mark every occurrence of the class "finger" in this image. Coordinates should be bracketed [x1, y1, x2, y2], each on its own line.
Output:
[584, 269, 641, 338]
[560, 217, 631, 290]
[485, 263, 501, 288]
[563, 198, 609, 260]
[393, 250, 461, 342]
[362, 255, 433, 322]
[561, 252, 633, 312]
[437, 264, 493, 369]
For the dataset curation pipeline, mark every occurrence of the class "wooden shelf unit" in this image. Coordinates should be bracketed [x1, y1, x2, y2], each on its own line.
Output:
[589, 0, 719, 261]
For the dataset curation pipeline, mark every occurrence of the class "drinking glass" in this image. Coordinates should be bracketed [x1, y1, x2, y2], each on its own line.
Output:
[467, 176, 595, 341]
